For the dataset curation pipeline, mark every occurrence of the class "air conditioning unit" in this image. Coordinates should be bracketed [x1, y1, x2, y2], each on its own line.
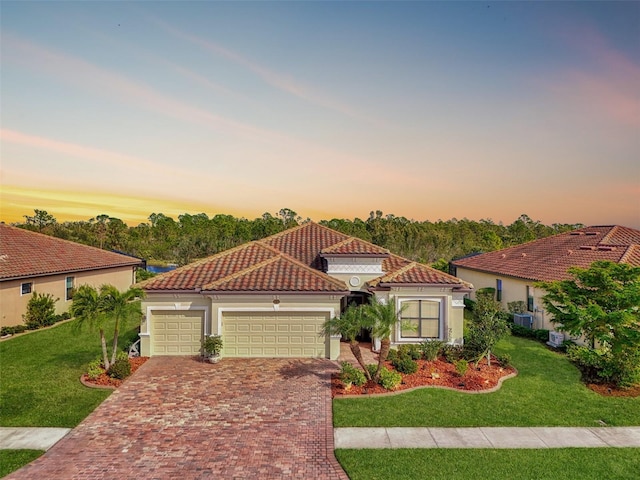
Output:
[513, 313, 533, 329]
[547, 331, 564, 348]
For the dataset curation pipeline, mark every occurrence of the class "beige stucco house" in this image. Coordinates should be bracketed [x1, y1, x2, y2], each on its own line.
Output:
[451, 225, 640, 331]
[0, 224, 142, 327]
[139, 222, 471, 360]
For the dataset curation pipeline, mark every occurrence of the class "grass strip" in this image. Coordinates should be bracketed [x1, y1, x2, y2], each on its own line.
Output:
[335, 448, 640, 480]
[0, 449, 44, 478]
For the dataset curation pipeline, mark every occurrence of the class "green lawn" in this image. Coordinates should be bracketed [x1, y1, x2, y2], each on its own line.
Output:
[0, 450, 44, 478]
[333, 335, 640, 427]
[0, 319, 139, 427]
[335, 448, 640, 480]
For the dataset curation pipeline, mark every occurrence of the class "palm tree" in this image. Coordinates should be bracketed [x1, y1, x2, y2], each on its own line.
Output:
[71, 284, 144, 370]
[365, 297, 406, 382]
[71, 285, 110, 369]
[98, 285, 144, 366]
[321, 304, 372, 381]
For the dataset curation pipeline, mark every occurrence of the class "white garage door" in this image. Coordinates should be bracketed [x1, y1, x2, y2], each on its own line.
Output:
[223, 312, 328, 358]
[151, 310, 203, 355]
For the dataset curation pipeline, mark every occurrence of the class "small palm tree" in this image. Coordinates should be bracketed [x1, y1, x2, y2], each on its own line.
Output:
[98, 285, 144, 366]
[365, 297, 406, 382]
[71, 285, 110, 369]
[321, 304, 372, 381]
[71, 284, 144, 370]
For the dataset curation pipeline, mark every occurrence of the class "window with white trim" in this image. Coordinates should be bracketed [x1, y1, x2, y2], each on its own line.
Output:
[399, 299, 442, 339]
[65, 276, 75, 301]
[21, 282, 33, 295]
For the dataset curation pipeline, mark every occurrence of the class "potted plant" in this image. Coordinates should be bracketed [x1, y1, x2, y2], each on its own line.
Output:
[202, 335, 223, 363]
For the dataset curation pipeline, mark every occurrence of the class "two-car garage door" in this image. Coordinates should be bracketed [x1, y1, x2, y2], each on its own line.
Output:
[151, 310, 328, 358]
[223, 312, 328, 358]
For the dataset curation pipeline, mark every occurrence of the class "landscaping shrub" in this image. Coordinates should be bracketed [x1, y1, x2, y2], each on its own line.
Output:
[86, 358, 103, 380]
[441, 344, 463, 363]
[107, 357, 131, 380]
[454, 359, 468, 376]
[366, 364, 378, 379]
[419, 340, 444, 361]
[476, 287, 496, 300]
[567, 345, 640, 388]
[392, 356, 418, 374]
[386, 348, 399, 362]
[340, 362, 367, 387]
[496, 353, 512, 368]
[463, 297, 476, 312]
[1, 325, 28, 336]
[378, 367, 402, 390]
[23, 292, 58, 330]
[535, 329, 550, 342]
[397, 344, 421, 360]
[507, 301, 527, 314]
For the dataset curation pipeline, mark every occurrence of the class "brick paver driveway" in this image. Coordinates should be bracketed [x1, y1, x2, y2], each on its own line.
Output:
[8, 357, 348, 480]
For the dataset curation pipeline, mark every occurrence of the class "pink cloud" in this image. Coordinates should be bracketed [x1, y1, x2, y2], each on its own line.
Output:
[151, 18, 377, 124]
[544, 25, 640, 129]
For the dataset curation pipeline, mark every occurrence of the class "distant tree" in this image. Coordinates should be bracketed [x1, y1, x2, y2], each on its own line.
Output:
[23, 209, 56, 232]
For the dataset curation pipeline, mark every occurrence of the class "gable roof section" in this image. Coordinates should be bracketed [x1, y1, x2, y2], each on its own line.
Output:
[370, 258, 472, 288]
[0, 224, 141, 281]
[202, 255, 347, 293]
[261, 222, 349, 269]
[451, 225, 640, 282]
[142, 222, 469, 294]
[320, 237, 390, 256]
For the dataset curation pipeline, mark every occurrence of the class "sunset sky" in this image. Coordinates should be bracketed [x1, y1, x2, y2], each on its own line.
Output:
[1, 1, 639, 227]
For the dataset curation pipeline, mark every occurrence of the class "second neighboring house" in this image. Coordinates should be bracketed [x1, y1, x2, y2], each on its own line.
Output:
[451, 225, 640, 331]
[0, 224, 143, 328]
[139, 222, 471, 360]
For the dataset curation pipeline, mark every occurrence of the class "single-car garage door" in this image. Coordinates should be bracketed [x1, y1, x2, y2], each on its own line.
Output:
[151, 310, 203, 355]
[223, 312, 328, 358]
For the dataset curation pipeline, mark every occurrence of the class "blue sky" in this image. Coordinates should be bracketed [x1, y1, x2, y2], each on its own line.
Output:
[1, 1, 638, 227]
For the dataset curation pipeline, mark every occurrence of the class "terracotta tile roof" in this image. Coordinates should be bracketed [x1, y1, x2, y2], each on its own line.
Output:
[139, 242, 279, 291]
[0, 224, 141, 281]
[261, 222, 350, 269]
[142, 222, 468, 294]
[370, 260, 472, 288]
[451, 225, 640, 282]
[203, 255, 347, 293]
[321, 237, 389, 256]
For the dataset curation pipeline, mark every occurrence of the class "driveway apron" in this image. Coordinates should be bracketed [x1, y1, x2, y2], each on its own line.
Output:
[6, 357, 348, 480]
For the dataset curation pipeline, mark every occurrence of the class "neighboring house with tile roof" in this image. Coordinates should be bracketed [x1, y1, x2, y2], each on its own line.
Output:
[0, 224, 142, 328]
[138, 222, 471, 359]
[450, 225, 640, 331]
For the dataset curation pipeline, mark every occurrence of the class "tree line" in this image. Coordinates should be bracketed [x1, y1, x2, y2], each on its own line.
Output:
[15, 208, 582, 267]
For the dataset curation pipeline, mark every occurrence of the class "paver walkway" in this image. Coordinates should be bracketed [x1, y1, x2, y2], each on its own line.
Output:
[335, 426, 640, 449]
[5, 357, 348, 480]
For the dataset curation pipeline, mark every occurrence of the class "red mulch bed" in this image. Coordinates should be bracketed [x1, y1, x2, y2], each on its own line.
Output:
[587, 383, 640, 398]
[332, 357, 516, 397]
[82, 357, 149, 389]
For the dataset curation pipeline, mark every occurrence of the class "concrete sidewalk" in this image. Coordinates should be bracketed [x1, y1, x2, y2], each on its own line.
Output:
[335, 427, 640, 449]
[0, 428, 70, 451]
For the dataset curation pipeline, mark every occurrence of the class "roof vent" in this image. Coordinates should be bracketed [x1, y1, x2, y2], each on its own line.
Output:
[567, 249, 573, 255]
[598, 246, 616, 251]
[570, 232, 584, 236]
[585, 232, 599, 236]
[501, 254, 506, 259]
[579, 246, 596, 251]
[521, 253, 527, 257]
